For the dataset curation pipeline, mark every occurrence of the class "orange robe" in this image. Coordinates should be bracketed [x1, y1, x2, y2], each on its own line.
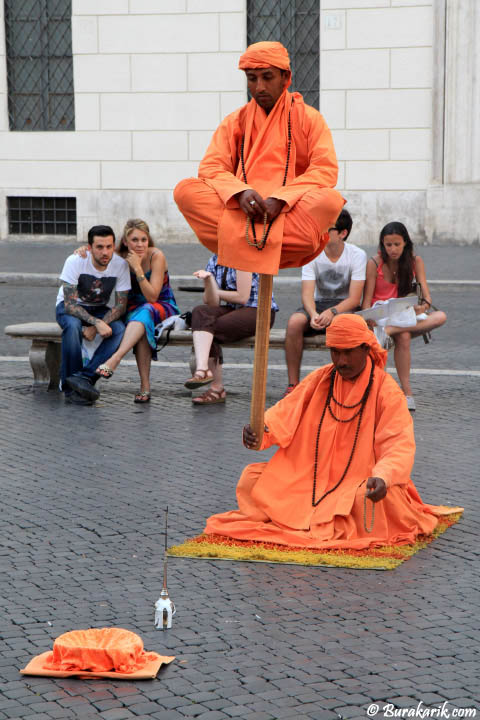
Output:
[174, 90, 345, 274]
[205, 362, 449, 550]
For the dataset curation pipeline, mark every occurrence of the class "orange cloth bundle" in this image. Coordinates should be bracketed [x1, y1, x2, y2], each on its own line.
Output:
[20, 627, 175, 680]
[46, 628, 155, 673]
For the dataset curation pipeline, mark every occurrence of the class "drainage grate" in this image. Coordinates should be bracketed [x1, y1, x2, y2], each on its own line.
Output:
[247, 0, 319, 109]
[8, 196, 77, 235]
[4, 0, 75, 131]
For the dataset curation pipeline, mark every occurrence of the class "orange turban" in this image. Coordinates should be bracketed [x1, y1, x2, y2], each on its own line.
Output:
[326, 314, 388, 369]
[238, 41, 291, 72]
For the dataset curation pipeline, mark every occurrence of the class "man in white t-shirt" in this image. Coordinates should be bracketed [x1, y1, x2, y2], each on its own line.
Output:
[284, 209, 367, 395]
[55, 225, 131, 405]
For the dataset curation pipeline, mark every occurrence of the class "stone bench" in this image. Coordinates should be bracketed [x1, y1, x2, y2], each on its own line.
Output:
[4, 322, 326, 390]
[5, 322, 63, 390]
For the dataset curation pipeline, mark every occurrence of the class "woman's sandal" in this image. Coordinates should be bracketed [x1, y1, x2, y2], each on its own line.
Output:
[192, 387, 226, 405]
[184, 369, 213, 389]
[282, 383, 298, 398]
[96, 364, 114, 379]
[134, 391, 151, 404]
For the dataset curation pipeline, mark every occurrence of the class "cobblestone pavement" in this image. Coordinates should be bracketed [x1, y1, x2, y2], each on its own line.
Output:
[1, 241, 479, 720]
[0, 364, 479, 720]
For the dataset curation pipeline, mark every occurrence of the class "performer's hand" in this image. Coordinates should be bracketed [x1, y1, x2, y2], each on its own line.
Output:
[243, 423, 270, 449]
[237, 189, 267, 219]
[264, 197, 286, 223]
[242, 424, 258, 449]
[244, 423, 269, 449]
[366, 477, 387, 503]
[82, 325, 97, 342]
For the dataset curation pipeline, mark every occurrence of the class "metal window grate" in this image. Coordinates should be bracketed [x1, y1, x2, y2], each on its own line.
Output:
[247, 0, 319, 109]
[4, 0, 75, 131]
[8, 196, 77, 234]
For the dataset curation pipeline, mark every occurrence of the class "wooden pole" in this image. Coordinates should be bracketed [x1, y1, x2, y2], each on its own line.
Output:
[249, 273, 273, 450]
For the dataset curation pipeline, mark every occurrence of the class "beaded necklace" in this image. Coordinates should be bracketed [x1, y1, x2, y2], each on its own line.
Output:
[312, 356, 375, 508]
[240, 100, 294, 251]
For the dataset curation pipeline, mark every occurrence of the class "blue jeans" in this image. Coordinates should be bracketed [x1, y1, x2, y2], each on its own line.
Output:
[56, 302, 125, 392]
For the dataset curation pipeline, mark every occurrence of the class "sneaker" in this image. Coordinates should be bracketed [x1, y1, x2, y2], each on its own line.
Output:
[282, 383, 298, 398]
[374, 325, 394, 350]
[374, 325, 386, 346]
[65, 390, 94, 406]
[406, 395, 416, 411]
[66, 374, 100, 401]
[384, 334, 394, 350]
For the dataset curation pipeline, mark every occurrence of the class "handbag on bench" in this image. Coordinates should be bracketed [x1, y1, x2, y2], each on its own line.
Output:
[412, 281, 439, 344]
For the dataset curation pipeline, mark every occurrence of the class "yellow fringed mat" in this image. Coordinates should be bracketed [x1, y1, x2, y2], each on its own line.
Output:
[168, 512, 463, 571]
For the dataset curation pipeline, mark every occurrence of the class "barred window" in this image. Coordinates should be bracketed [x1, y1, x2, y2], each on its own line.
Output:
[8, 197, 77, 235]
[247, 0, 319, 109]
[4, 0, 75, 131]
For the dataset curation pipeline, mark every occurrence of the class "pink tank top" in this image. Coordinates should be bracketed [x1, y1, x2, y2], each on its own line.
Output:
[371, 259, 398, 304]
[371, 258, 416, 305]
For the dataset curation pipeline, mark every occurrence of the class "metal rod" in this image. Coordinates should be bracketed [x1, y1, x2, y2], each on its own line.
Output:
[163, 507, 168, 591]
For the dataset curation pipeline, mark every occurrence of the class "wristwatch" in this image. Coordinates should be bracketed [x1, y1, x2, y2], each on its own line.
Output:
[136, 274, 146, 282]
[330, 307, 338, 316]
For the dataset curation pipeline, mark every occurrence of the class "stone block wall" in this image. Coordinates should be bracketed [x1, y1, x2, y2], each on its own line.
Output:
[0, 0, 247, 242]
[320, 0, 433, 244]
[3, 0, 474, 247]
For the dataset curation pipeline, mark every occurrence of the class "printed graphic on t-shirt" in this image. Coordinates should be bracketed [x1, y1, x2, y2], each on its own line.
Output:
[314, 268, 350, 299]
[77, 274, 116, 305]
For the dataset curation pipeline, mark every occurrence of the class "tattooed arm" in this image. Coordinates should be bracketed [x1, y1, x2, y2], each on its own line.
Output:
[63, 283, 98, 325]
[63, 283, 112, 338]
[101, 290, 128, 325]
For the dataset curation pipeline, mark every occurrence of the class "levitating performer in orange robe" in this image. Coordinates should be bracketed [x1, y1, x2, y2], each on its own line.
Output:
[205, 315, 460, 550]
[174, 41, 345, 275]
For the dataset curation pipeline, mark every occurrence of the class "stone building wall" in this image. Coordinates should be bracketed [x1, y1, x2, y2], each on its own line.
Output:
[321, 0, 433, 245]
[0, 0, 478, 246]
[0, 0, 247, 243]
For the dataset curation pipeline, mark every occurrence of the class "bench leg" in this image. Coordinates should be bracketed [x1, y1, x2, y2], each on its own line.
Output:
[29, 340, 61, 390]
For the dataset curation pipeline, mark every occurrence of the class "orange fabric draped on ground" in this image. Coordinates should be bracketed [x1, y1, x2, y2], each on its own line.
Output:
[205, 361, 456, 551]
[174, 88, 344, 274]
[20, 627, 175, 679]
[43, 628, 154, 674]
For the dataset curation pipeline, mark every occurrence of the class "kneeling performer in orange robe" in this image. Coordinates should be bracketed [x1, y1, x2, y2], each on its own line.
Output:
[174, 41, 345, 275]
[205, 315, 457, 550]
